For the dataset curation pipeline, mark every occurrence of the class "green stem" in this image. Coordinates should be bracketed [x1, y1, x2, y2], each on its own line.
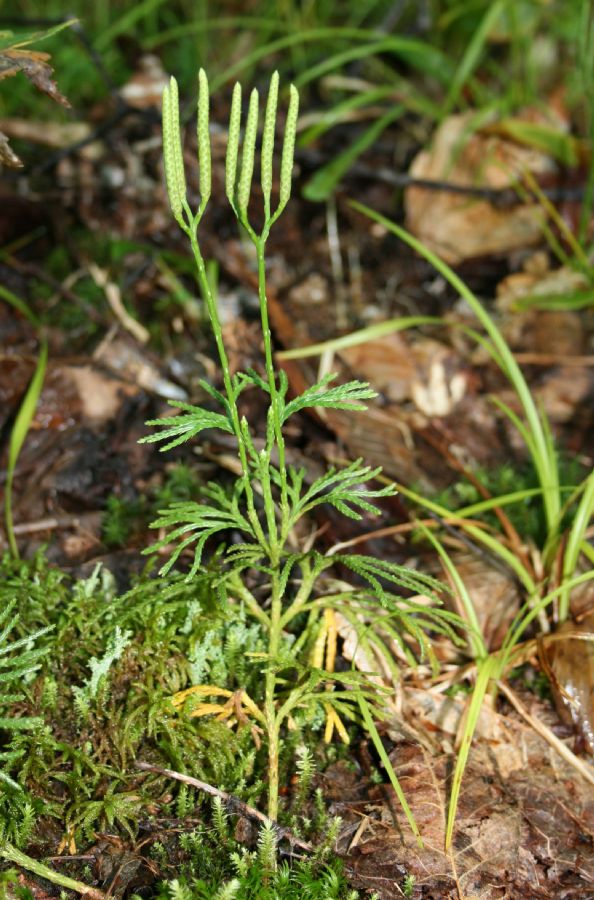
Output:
[290, 605, 319, 658]
[264, 572, 283, 820]
[280, 561, 318, 628]
[0, 842, 105, 898]
[266, 719, 280, 821]
[229, 574, 270, 627]
[256, 238, 288, 527]
[260, 448, 279, 556]
[188, 232, 267, 551]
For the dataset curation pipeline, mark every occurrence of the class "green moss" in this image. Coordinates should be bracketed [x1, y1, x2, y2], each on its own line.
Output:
[0, 554, 332, 855]
[146, 803, 358, 899]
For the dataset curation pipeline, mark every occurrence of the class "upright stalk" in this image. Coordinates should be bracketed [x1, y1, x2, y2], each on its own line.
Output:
[264, 572, 284, 819]
[256, 238, 289, 525]
[189, 233, 267, 551]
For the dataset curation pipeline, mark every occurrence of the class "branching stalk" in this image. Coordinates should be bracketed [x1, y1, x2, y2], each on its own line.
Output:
[187, 232, 267, 550]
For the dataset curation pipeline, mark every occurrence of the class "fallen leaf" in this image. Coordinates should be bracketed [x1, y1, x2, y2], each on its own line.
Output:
[405, 110, 562, 264]
[345, 722, 594, 897]
[325, 405, 430, 488]
[541, 611, 594, 754]
[497, 262, 590, 316]
[533, 366, 593, 423]
[443, 553, 521, 651]
[0, 49, 70, 106]
[338, 333, 416, 403]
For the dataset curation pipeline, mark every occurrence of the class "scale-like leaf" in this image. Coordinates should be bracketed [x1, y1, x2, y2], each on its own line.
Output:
[291, 459, 395, 523]
[151, 501, 252, 536]
[198, 378, 228, 407]
[282, 373, 376, 423]
[224, 543, 265, 567]
[140, 403, 233, 451]
[286, 466, 306, 506]
[242, 368, 269, 394]
[0, 600, 52, 790]
[334, 554, 445, 605]
[144, 494, 255, 578]
[277, 553, 305, 598]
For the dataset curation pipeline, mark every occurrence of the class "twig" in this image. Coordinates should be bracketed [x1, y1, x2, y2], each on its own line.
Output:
[88, 263, 149, 344]
[299, 149, 588, 207]
[498, 679, 594, 788]
[135, 761, 314, 853]
[0, 842, 105, 899]
[11, 514, 98, 535]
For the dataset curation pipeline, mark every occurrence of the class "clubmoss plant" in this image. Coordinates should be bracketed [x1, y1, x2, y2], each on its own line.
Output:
[145, 69, 461, 833]
[0, 601, 51, 795]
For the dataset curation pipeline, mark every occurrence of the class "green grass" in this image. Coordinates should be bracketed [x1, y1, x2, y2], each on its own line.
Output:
[351, 201, 594, 621]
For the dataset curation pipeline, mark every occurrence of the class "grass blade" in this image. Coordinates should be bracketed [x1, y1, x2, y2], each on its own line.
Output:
[559, 470, 594, 620]
[418, 522, 486, 659]
[443, 0, 506, 114]
[5, 340, 48, 557]
[303, 105, 404, 201]
[445, 654, 498, 849]
[358, 693, 423, 847]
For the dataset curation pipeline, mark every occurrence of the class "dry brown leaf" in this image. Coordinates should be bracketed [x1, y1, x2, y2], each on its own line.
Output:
[324, 405, 429, 487]
[497, 263, 589, 315]
[0, 49, 70, 106]
[405, 110, 561, 264]
[334, 610, 409, 686]
[345, 728, 594, 897]
[338, 333, 415, 403]
[533, 366, 593, 423]
[443, 553, 521, 651]
[541, 611, 594, 754]
[337, 334, 468, 415]
[0, 45, 70, 167]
